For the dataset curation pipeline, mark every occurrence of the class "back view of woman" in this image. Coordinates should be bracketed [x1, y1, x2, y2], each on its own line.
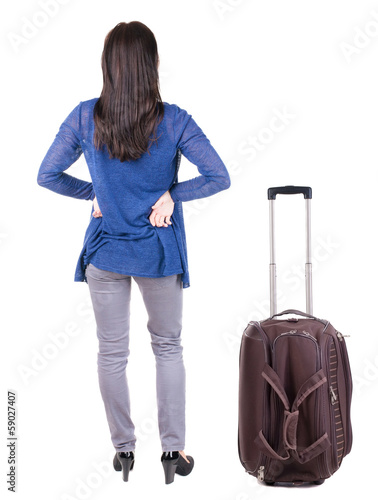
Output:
[37, 21, 230, 484]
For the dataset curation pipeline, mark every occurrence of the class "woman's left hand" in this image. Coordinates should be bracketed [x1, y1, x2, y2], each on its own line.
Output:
[149, 190, 174, 227]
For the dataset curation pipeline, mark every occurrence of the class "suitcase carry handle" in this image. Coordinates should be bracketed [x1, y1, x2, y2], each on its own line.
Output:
[268, 308, 328, 326]
[269, 309, 316, 320]
[268, 186, 313, 316]
[268, 185, 312, 200]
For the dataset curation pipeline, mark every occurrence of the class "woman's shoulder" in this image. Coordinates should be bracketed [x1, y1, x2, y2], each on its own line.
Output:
[162, 102, 192, 127]
[80, 97, 99, 109]
[71, 97, 99, 120]
[74, 98, 100, 129]
[163, 101, 189, 114]
[83, 97, 99, 104]
[161, 102, 195, 143]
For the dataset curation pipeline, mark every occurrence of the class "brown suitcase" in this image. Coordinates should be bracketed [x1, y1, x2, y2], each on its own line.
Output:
[238, 186, 353, 485]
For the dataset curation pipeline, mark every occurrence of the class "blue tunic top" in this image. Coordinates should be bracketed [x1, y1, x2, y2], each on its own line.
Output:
[37, 98, 231, 288]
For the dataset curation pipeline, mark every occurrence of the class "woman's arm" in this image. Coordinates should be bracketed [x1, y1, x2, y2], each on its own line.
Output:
[37, 102, 95, 201]
[168, 106, 231, 203]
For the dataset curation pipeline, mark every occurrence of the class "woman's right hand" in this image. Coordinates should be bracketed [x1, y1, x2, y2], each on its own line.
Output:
[92, 196, 102, 218]
[149, 190, 174, 227]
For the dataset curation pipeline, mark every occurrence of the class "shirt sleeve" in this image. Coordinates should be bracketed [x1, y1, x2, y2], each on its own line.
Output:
[37, 102, 95, 201]
[169, 106, 231, 203]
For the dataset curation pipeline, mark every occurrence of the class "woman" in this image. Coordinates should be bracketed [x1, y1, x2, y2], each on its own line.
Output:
[37, 21, 230, 484]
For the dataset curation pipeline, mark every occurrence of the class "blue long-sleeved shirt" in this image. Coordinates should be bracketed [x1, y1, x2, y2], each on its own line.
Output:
[37, 98, 231, 288]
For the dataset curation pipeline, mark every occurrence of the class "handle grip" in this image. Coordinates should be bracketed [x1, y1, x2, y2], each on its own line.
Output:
[268, 309, 327, 326]
[268, 185, 312, 200]
[270, 309, 316, 320]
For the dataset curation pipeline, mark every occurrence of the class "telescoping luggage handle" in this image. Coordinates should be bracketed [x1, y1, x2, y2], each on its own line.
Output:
[268, 186, 313, 317]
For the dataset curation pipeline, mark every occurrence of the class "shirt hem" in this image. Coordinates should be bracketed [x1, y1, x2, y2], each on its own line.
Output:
[89, 258, 184, 278]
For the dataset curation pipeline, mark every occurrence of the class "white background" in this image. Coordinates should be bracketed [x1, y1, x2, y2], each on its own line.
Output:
[1, 0, 377, 498]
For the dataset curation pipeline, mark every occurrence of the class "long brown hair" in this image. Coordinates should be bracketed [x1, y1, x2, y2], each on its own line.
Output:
[93, 22, 164, 162]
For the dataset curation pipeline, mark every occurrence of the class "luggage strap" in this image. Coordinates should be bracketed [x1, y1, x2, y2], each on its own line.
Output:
[255, 364, 331, 464]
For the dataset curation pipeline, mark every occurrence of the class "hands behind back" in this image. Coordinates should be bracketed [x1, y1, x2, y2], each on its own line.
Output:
[92, 191, 174, 228]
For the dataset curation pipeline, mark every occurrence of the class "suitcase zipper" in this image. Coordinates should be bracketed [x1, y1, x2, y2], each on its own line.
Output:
[272, 330, 320, 369]
[336, 331, 350, 341]
[257, 465, 265, 482]
[330, 386, 337, 405]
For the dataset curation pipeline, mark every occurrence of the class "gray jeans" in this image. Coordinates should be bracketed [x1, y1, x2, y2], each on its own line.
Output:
[85, 262, 185, 453]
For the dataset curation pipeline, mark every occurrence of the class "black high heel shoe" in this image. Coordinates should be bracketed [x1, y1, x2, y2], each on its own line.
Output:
[113, 451, 135, 482]
[161, 451, 194, 484]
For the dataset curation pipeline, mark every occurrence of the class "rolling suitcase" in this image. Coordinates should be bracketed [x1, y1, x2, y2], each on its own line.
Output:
[238, 186, 353, 485]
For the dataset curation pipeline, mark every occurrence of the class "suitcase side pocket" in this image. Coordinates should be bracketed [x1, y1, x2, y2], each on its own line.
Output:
[335, 331, 353, 457]
[324, 336, 343, 473]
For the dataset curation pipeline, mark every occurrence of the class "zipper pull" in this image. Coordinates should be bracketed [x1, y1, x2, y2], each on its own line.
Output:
[257, 465, 265, 482]
[336, 331, 350, 342]
[330, 385, 338, 405]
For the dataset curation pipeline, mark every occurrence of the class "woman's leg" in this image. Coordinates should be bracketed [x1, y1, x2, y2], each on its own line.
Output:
[133, 274, 185, 452]
[85, 263, 136, 452]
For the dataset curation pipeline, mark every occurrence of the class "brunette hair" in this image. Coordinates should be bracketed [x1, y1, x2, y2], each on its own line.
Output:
[93, 21, 164, 162]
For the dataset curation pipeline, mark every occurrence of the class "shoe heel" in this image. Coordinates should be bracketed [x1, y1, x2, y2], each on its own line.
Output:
[116, 452, 134, 482]
[162, 459, 178, 484]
